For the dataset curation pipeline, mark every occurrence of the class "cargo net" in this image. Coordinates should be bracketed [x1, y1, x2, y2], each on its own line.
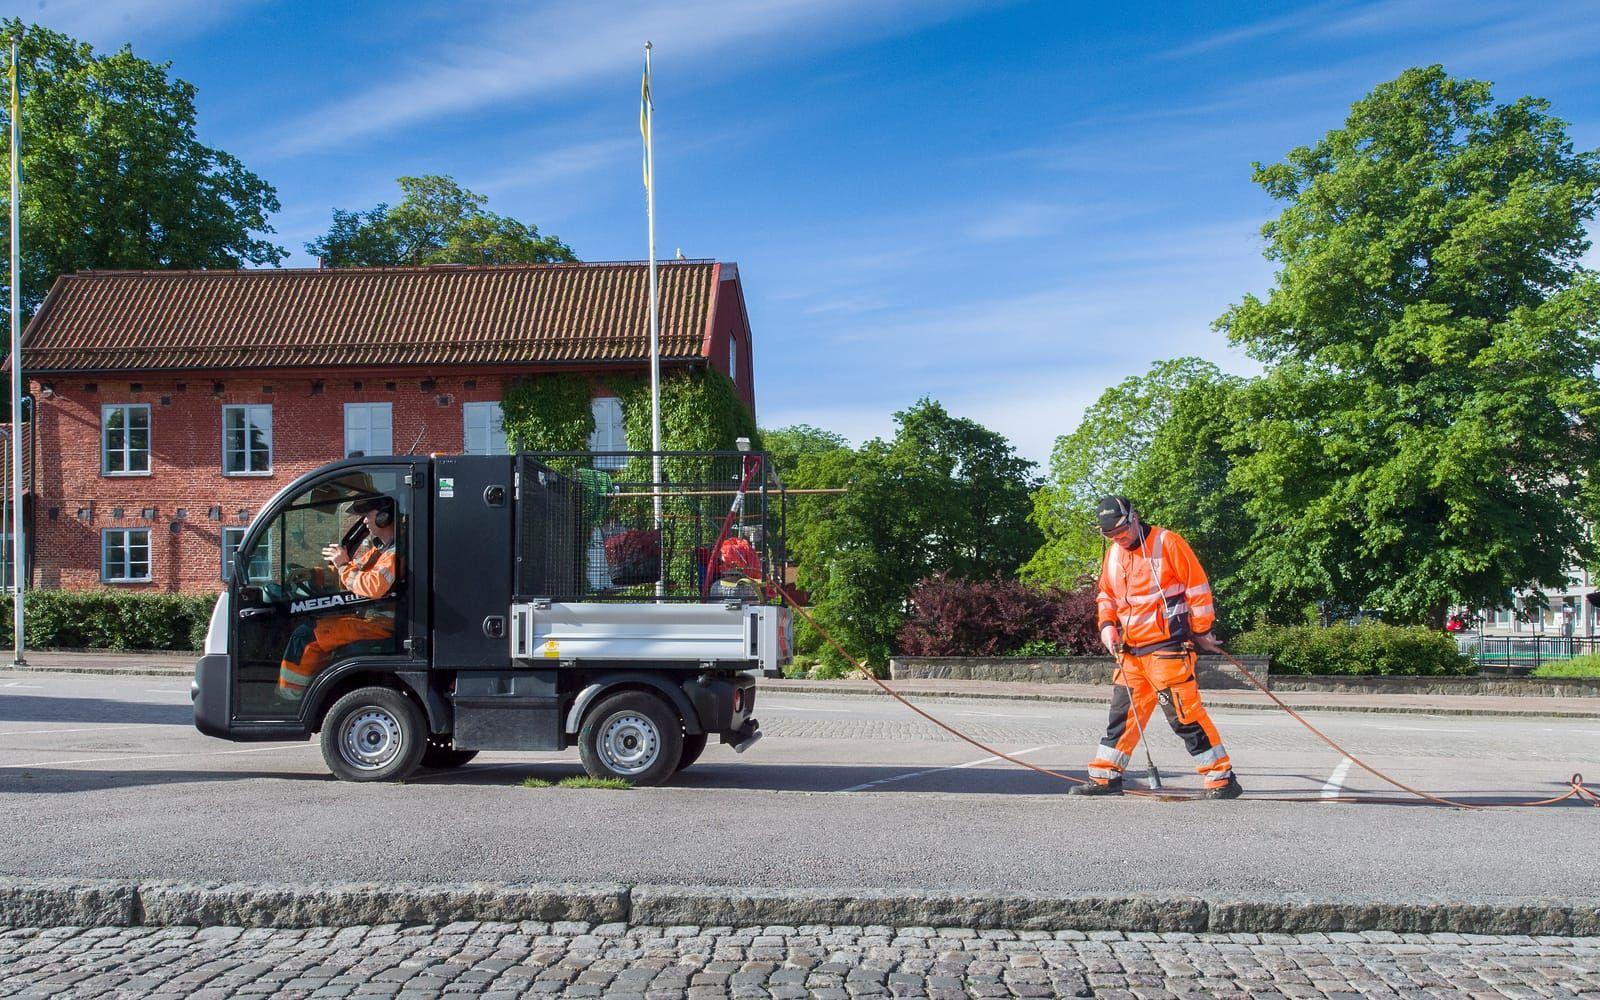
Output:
[516, 451, 785, 604]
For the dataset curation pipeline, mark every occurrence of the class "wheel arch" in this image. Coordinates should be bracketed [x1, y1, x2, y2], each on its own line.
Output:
[303, 662, 443, 734]
[565, 673, 702, 736]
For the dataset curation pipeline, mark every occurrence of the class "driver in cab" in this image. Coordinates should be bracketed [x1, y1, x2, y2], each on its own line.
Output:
[277, 496, 400, 700]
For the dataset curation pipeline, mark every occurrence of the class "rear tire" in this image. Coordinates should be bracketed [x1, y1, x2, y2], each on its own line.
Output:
[320, 686, 426, 782]
[421, 736, 479, 769]
[578, 690, 683, 786]
[676, 732, 708, 772]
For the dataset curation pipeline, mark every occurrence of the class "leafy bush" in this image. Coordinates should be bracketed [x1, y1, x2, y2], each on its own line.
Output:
[0, 591, 220, 651]
[1532, 654, 1600, 679]
[1011, 638, 1072, 658]
[896, 575, 1099, 658]
[1230, 623, 1472, 676]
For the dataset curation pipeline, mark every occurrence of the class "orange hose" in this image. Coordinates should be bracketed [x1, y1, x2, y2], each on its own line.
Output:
[767, 581, 1596, 809]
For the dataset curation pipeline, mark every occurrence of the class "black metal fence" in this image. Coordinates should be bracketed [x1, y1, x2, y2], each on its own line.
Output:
[515, 450, 785, 604]
[1460, 634, 1600, 671]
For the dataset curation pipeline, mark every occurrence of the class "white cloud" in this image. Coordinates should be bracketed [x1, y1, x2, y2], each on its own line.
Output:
[473, 138, 634, 197]
[9, 0, 261, 48]
[266, 0, 987, 159]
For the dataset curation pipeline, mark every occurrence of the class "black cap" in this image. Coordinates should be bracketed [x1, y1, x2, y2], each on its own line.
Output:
[1096, 495, 1134, 533]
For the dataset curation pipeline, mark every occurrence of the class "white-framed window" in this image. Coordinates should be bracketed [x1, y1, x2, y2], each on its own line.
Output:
[221, 526, 274, 582]
[344, 402, 393, 457]
[463, 401, 509, 455]
[729, 335, 738, 383]
[101, 404, 151, 475]
[222, 404, 273, 474]
[102, 528, 152, 583]
[588, 396, 626, 469]
[0, 533, 13, 593]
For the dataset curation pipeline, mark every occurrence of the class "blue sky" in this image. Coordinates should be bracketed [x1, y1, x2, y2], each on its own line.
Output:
[8, 0, 1600, 465]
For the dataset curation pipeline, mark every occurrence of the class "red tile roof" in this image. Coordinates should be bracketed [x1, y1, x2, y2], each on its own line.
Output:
[21, 261, 726, 373]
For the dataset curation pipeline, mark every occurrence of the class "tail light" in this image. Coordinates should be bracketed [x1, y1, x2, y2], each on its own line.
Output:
[733, 688, 744, 713]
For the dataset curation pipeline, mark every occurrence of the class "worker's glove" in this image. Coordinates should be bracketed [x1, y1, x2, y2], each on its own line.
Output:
[1100, 624, 1120, 655]
[1191, 632, 1224, 654]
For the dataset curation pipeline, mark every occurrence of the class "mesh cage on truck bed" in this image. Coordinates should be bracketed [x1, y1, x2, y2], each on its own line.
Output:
[516, 451, 786, 604]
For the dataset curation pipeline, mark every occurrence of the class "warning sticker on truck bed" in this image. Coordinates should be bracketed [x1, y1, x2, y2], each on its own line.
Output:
[541, 640, 560, 658]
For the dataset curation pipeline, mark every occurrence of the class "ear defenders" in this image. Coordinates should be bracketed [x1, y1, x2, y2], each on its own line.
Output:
[373, 504, 394, 529]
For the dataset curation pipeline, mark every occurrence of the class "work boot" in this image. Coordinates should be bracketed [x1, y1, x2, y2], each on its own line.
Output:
[1068, 777, 1123, 796]
[1203, 776, 1243, 800]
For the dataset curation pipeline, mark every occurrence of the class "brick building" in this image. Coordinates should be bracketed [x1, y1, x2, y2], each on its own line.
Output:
[18, 260, 756, 594]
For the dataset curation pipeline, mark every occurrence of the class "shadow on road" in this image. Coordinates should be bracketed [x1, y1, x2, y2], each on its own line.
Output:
[3, 754, 1591, 809]
[0, 694, 192, 726]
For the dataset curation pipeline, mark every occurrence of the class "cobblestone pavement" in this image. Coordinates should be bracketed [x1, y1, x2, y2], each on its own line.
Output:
[2, 922, 1597, 999]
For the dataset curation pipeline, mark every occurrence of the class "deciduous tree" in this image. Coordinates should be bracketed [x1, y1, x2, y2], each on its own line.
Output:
[1217, 66, 1600, 626]
[306, 175, 576, 266]
[1, 20, 285, 311]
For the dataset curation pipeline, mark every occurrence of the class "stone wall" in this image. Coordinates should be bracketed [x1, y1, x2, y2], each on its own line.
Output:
[889, 655, 1269, 690]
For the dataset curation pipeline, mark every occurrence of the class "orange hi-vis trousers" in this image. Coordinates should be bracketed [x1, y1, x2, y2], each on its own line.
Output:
[278, 615, 393, 698]
[1087, 646, 1234, 789]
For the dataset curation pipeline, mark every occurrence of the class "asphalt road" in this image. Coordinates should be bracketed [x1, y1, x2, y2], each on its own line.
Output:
[1, 669, 1597, 904]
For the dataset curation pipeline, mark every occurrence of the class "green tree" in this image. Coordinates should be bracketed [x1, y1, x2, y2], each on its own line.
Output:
[1023, 358, 1228, 588]
[788, 399, 1039, 673]
[1217, 66, 1600, 626]
[306, 175, 576, 266]
[1123, 371, 1256, 633]
[761, 424, 849, 477]
[1, 21, 285, 311]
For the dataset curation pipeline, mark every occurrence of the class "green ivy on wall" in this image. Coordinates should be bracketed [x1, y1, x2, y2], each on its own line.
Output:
[500, 374, 595, 452]
[613, 369, 759, 453]
[498, 368, 757, 457]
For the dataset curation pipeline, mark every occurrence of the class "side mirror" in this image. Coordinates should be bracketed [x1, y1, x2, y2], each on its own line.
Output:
[238, 585, 264, 606]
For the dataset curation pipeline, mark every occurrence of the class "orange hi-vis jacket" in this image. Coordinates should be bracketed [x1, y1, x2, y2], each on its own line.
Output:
[1096, 525, 1215, 655]
[338, 538, 399, 602]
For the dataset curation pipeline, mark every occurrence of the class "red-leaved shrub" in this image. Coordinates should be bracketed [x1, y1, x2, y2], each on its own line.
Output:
[896, 575, 1099, 657]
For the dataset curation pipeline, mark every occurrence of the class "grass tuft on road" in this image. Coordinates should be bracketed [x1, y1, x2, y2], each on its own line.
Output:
[558, 776, 632, 790]
[516, 776, 632, 790]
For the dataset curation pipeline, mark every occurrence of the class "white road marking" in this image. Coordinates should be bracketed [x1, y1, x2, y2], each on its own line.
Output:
[1372, 725, 1473, 733]
[0, 681, 42, 689]
[0, 726, 153, 737]
[0, 744, 312, 769]
[762, 703, 854, 713]
[1321, 757, 1354, 799]
[144, 689, 188, 695]
[840, 744, 1058, 793]
[951, 710, 1049, 719]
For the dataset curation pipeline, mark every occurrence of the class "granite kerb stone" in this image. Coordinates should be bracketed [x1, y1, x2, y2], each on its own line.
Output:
[3, 879, 1597, 937]
[628, 886, 1208, 932]
[1207, 897, 1600, 936]
[0, 878, 137, 928]
[134, 880, 631, 928]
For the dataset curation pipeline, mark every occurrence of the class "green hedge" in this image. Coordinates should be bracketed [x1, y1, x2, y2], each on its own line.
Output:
[0, 591, 218, 651]
[1231, 623, 1473, 676]
[1531, 654, 1600, 679]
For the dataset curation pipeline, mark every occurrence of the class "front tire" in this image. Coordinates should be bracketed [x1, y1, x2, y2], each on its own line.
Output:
[320, 686, 427, 782]
[578, 690, 683, 786]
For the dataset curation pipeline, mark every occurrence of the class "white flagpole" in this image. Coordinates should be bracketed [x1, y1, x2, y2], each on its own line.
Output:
[9, 36, 23, 665]
[644, 41, 663, 599]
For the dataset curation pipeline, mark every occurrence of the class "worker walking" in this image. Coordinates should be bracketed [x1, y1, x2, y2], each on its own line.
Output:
[278, 496, 401, 699]
[1070, 496, 1243, 799]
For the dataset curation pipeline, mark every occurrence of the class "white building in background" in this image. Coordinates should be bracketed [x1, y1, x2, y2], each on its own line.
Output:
[1470, 561, 1598, 639]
